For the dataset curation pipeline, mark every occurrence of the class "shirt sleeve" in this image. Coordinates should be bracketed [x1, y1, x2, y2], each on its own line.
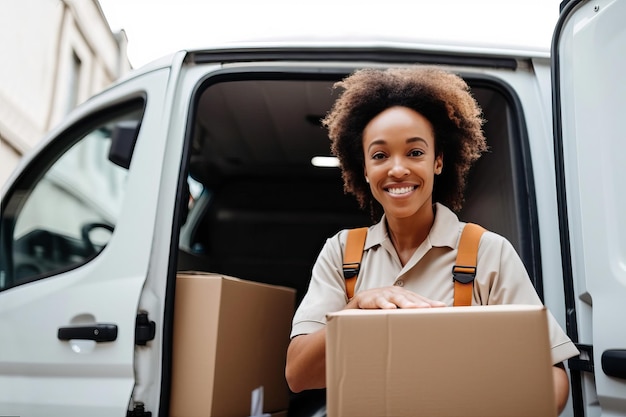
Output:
[290, 231, 349, 338]
[478, 233, 580, 364]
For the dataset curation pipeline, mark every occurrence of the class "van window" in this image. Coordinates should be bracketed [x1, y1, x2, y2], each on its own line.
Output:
[0, 103, 143, 290]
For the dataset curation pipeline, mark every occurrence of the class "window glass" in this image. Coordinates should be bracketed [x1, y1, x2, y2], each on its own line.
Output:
[0, 104, 143, 290]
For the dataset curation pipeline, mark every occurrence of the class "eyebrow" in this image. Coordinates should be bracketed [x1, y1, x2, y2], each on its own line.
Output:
[367, 137, 429, 152]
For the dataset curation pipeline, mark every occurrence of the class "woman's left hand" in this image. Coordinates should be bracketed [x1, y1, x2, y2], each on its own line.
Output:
[345, 286, 446, 310]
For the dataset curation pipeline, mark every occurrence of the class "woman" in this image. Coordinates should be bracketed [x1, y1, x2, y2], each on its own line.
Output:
[285, 66, 579, 414]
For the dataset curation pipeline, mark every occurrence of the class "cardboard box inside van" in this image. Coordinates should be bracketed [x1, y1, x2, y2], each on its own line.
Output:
[170, 272, 296, 417]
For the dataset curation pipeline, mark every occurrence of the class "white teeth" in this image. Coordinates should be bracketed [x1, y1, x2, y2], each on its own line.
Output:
[387, 186, 415, 195]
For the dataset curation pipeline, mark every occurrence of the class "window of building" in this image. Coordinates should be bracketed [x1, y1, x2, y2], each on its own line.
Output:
[66, 51, 82, 114]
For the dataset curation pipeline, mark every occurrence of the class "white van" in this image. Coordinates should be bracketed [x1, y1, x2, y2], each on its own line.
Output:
[1, 0, 624, 416]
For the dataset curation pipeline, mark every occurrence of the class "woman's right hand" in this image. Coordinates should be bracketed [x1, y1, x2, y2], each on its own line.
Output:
[346, 286, 446, 310]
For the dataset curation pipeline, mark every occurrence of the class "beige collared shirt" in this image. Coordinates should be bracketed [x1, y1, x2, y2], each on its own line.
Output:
[291, 203, 579, 365]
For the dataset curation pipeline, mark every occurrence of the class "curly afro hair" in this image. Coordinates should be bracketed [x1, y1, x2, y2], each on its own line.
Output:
[322, 66, 487, 219]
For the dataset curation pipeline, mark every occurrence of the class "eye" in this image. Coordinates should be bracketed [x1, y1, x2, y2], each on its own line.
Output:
[371, 152, 387, 160]
[408, 149, 424, 157]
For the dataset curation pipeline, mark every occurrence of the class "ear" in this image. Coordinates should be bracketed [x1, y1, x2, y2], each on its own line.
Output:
[364, 168, 369, 183]
[434, 153, 443, 175]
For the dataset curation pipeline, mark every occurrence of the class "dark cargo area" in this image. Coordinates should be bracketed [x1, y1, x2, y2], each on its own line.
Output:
[177, 72, 539, 305]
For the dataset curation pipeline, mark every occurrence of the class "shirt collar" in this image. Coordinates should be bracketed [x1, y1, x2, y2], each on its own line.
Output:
[429, 203, 461, 249]
[365, 203, 460, 250]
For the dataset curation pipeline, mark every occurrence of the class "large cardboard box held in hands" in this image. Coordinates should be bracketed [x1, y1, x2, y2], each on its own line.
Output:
[170, 272, 296, 417]
[326, 305, 556, 417]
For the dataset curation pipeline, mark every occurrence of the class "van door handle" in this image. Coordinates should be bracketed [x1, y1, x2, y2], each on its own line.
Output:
[57, 324, 118, 342]
[601, 349, 626, 379]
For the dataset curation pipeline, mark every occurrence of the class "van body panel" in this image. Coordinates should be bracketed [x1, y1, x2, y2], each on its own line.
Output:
[134, 59, 213, 412]
[554, 0, 626, 414]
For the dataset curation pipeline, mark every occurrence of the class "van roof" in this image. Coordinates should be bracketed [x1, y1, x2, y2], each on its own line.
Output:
[190, 36, 551, 58]
[118, 36, 550, 84]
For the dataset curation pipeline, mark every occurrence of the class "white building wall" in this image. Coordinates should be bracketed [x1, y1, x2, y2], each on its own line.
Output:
[0, 0, 130, 188]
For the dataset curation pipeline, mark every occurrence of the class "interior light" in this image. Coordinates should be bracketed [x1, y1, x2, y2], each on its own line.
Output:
[311, 156, 340, 168]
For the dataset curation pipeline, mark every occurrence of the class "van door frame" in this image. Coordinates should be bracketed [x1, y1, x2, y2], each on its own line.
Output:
[550, 0, 586, 414]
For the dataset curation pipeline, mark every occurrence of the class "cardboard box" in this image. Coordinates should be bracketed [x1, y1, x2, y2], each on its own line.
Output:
[326, 305, 555, 417]
[170, 272, 296, 417]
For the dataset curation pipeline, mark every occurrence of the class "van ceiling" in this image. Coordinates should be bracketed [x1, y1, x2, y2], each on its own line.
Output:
[192, 79, 340, 182]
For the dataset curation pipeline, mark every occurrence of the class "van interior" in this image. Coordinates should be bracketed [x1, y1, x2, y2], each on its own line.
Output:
[174, 68, 540, 415]
[178, 71, 540, 300]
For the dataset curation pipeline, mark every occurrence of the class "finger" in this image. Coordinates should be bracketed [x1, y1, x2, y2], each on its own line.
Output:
[394, 297, 430, 309]
[393, 294, 446, 309]
[413, 297, 446, 308]
[375, 295, 398, 309]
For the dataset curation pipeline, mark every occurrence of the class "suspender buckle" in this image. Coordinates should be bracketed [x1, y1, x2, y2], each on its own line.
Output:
[343, 262, 361, 279]
[452, 265, 477, 284]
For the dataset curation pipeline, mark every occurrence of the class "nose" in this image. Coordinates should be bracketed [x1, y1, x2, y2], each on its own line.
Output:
[388, 157, 409, 178]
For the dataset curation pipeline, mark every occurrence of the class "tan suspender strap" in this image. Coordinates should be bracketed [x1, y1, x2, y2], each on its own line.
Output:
[343, 227, 368, 299]
[453, 223, 486, 306]
[342, 223, 485, 305]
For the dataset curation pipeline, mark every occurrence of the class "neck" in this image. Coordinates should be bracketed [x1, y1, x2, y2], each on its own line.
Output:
[386, 204, 436, 254]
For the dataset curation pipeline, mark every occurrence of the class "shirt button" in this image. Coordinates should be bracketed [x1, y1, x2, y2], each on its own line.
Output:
[394, 280, 404, 287]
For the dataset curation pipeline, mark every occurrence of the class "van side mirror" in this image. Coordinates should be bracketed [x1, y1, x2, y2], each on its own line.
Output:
[108, 120, 140, 169]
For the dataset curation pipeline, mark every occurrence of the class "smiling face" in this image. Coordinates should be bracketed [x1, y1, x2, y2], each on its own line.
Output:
[362, 106, 443, 222]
